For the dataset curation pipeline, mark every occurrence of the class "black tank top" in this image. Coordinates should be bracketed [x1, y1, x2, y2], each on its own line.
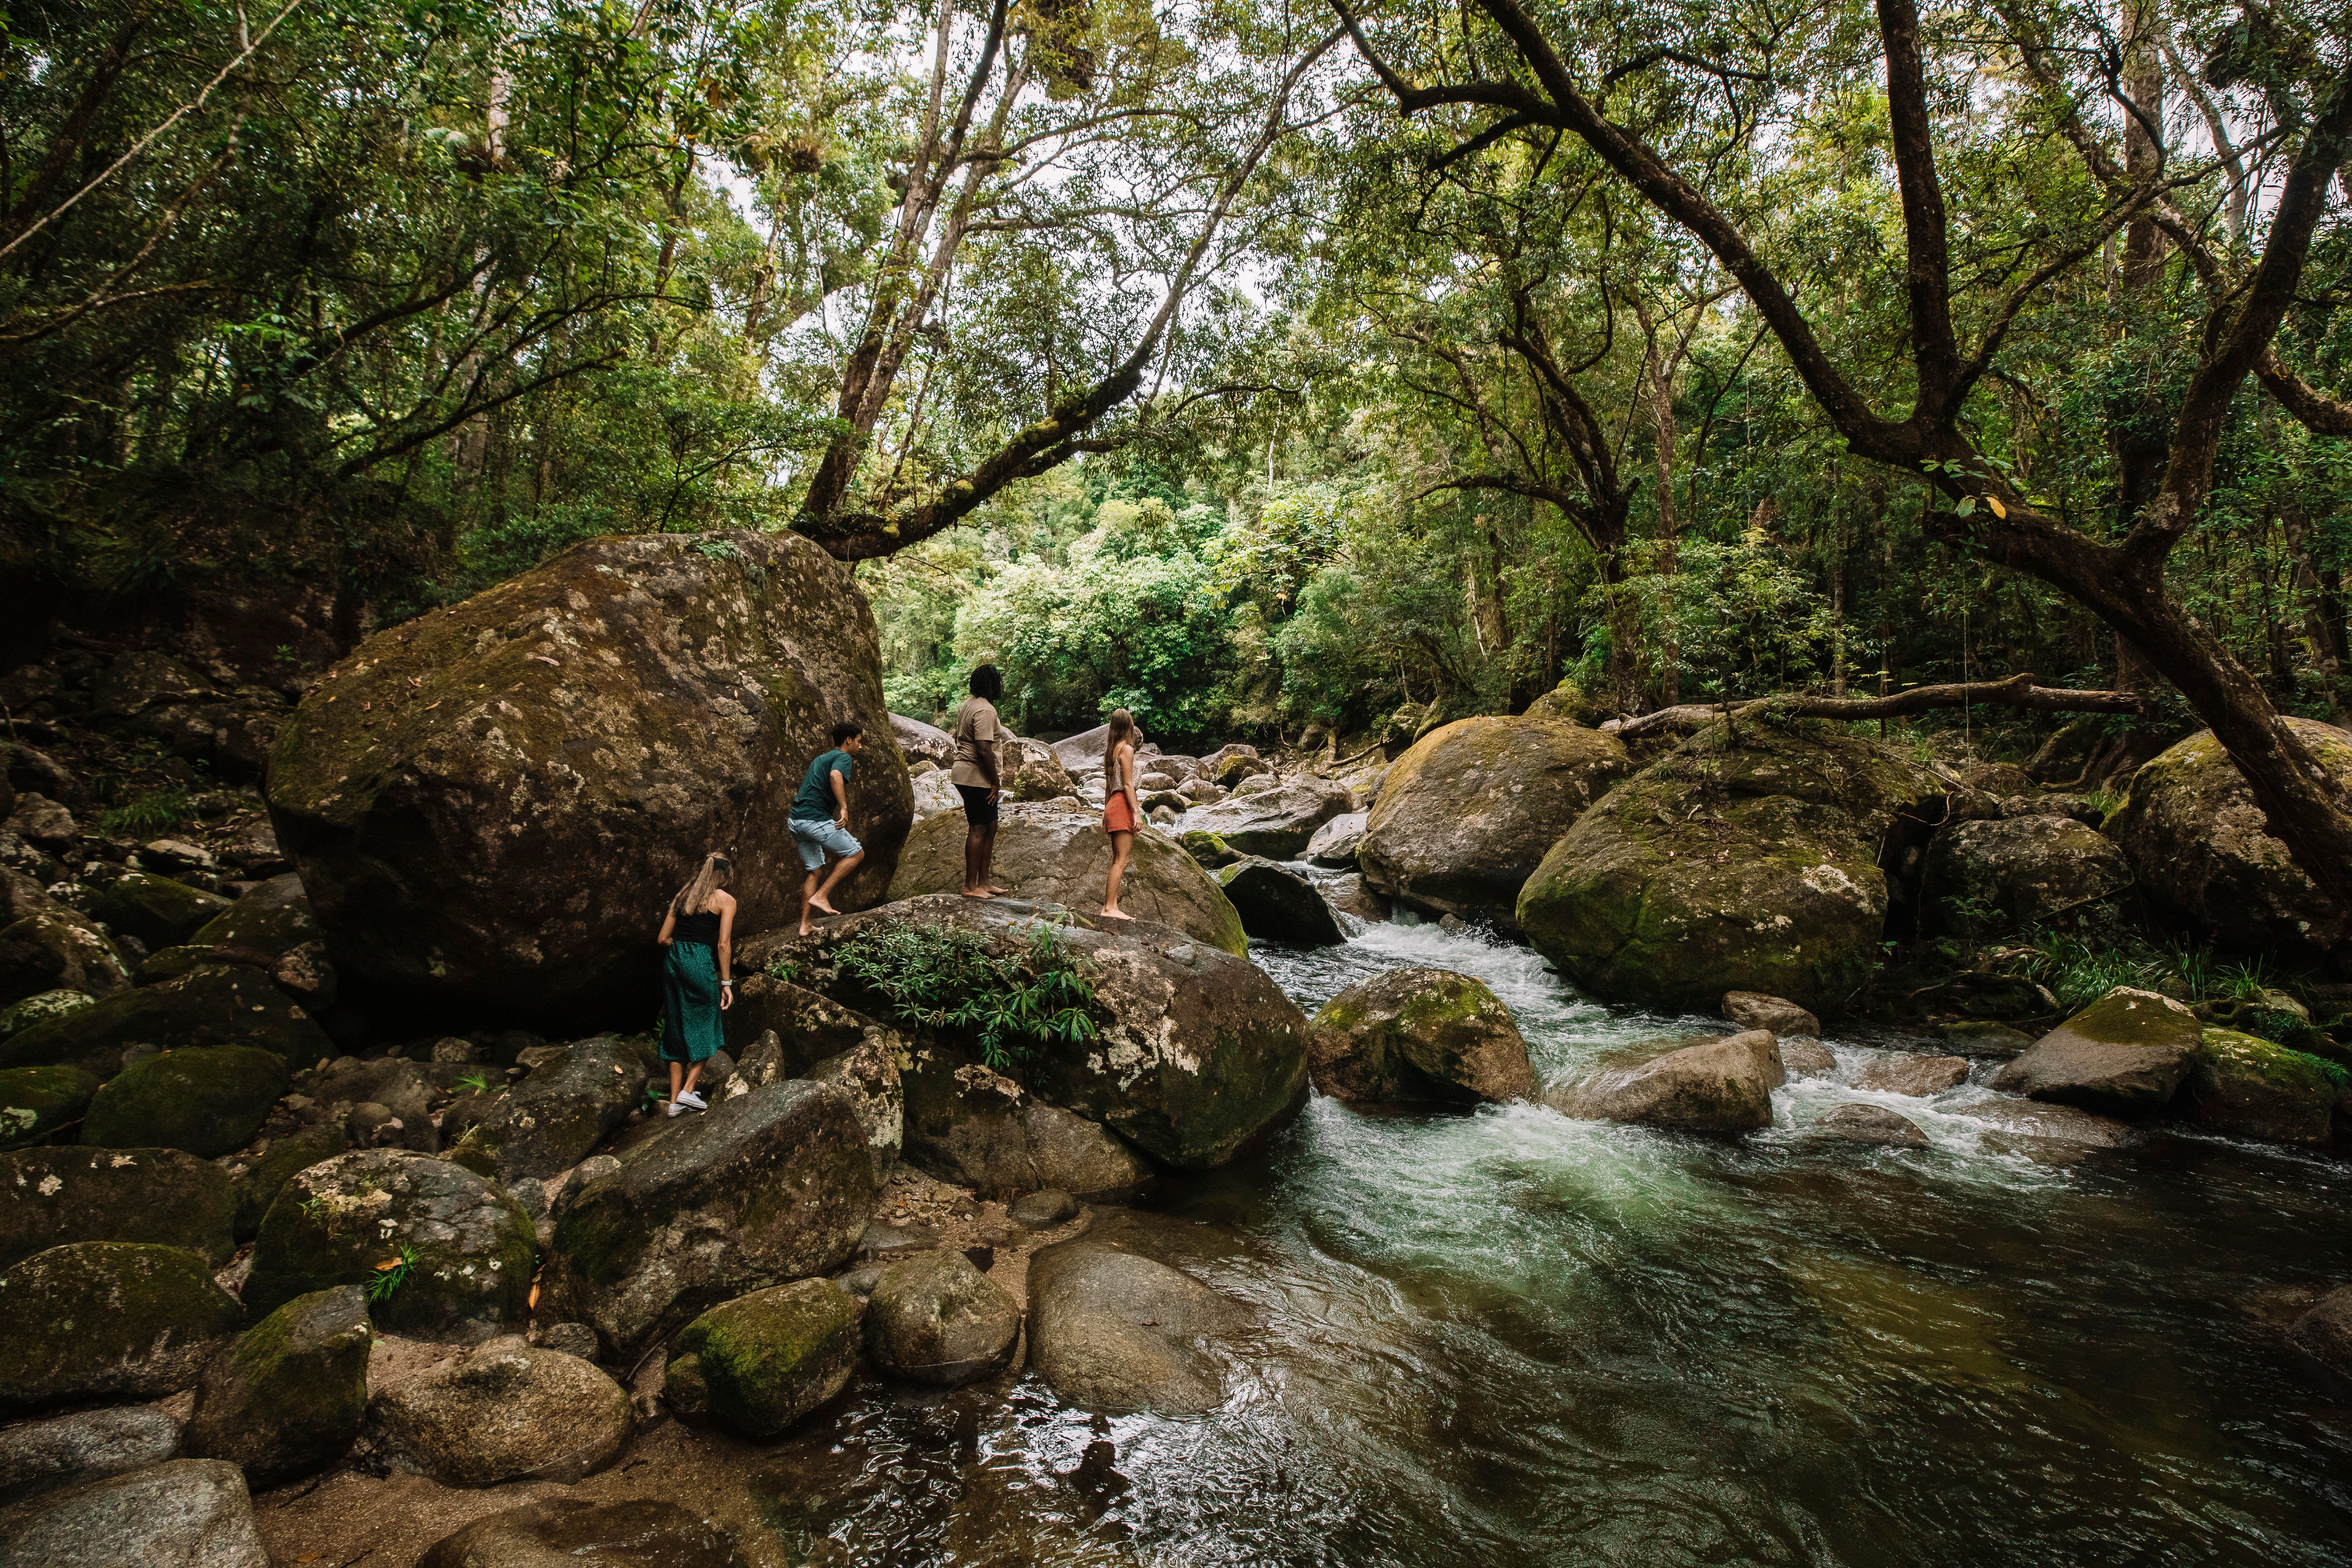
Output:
[673, 906, 721, 945]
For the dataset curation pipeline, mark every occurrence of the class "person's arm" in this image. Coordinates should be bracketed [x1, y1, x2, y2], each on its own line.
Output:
[657, 901, 677, 947]
[978, 711, 1002, 793]
[830, 762, 850, 827]
[715, 894, 735, 1009]
[1120, 743, 1140, 811]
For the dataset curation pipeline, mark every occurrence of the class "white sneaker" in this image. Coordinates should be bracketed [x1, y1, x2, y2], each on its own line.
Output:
[665, 1101, 685, 1118]
[678, 1090, 708, 1111]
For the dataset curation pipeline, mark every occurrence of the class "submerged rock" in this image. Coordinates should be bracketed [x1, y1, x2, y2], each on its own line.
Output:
[1183, 775, 1352, 860]
[83, 1045, 289, 1158]
[1214, 857, 1345, 946]
[0, 1147, 235, 1269]
[665, 1279, 858, 1436]
[1308, 968, 1535, 1106]
[416, 1499, 736, 1568]
[265, 531, 910, 1032]
[0, 1242, 242, 1414]
[365, 1338, 632, 1486]
[865, 1250, 1022, 1387]
[1360, 716, 1631, 924]
[1722, 992, 1820, 1039]
[1548, 1030, 1787, 1134]
[0, 1408, 182, 1508]
[540, 1080, 876, 1359]
[1989, 987, 2202, 1115]
[184, 1286, 371, 1485]
[1810, 1102, 1929, 1148]
[1779, 1038, 1837, 1077]
[2178, 1027, 2339, 1146]
[2106, 719, 2352, 962]
[887, 807, 1246, 955]
[0, 1458, 266, 1568]
[1517, 722, 1940, 1015]
[1027, 1237, 1252, 1415]
[245, 1149, 534, 1342]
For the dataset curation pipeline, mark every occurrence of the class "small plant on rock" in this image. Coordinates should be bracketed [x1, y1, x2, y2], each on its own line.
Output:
[99, 788, 192, 837]
[368, 1244, 418, 1303]
[829, 916, 1099, 1075]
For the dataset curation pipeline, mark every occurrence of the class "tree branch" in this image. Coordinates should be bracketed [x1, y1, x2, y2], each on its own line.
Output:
[1603, 673, 2145, 737]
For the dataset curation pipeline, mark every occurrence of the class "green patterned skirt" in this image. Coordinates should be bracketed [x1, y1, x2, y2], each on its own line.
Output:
[661, 940, 722, 1064]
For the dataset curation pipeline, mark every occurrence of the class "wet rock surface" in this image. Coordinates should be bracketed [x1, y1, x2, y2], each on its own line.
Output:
[864, 1249, 1022, 1387]
[1214, 857, 1345, 946]
[1309, 967, 1536, 1106]
[414, 1498, 737, 1568]
[1547, 1031, 1787, 1133]
[364, 1338, 632, 1486]
[2178, 1027, 2338, 1146]
[1028, 1223, 1254, 1416]
[1850, 1054, 1972, 1096]
[1810, 1102, 1930, 1148]
[1989, 987, 2202, 1116]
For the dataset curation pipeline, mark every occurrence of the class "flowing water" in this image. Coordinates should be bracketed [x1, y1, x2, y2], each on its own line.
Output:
[751, 910, 2352, 1566]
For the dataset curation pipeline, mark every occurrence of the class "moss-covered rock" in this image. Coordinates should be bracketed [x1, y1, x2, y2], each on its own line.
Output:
[83, 1045, 289, 1158]
[1921, 816, 2132, 936]
[754, 895, 1311, 1173]
[188, 873, 321, 956]
[0, 910, 129, 1006]
[184, 1286, 372, 1485]
[1, 1146, 235, 1268]
[89, 873, 231, 952]
[0, 1064, 97, 1152]
[1547, 1030, 1787, 1133]
[365, 1337, 632, 1486]
[1360, 716, 1631, 924]
[899, 1054, 1154, 1201]
[667, 1279, 858, 1436]
[245, 1149, 533, 1342]
[1214, 857, 1345, 946]
[887, 806, 1246, 956]
[1180, 829, 1239, 868]
[0, 965, 330, 1078]
[217, 1121, 348, 1241]
[2106, 719, 2352, 961]
[865, 1249, 1021, 1387]
[1184, 776, 1353, 860]
[0, 989, 93, 1042]
[447, 1035, 652, 1184]
[0, 1242, 242, 1414]
[1309, 968, 1536, 1106]
[541, 1080, 877, 1359]
[1989, 986, 2202, 1115]
[265, 532, 911, 1032]
[2178, 1027, 2340, 1145]
[1516, 721, 1941, 1015]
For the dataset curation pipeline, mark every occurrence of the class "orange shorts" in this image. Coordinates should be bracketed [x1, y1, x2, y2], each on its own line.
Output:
[1103, 793, 1138, 833]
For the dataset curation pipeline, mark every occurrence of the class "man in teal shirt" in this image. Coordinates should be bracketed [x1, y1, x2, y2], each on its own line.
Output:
[791, 721, 866, 935]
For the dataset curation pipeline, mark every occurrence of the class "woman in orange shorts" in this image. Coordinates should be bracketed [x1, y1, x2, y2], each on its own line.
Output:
[1099, 709, 1141, 921]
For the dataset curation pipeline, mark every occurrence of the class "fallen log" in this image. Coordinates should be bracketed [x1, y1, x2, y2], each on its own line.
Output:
[1602, 673, 2145, 740]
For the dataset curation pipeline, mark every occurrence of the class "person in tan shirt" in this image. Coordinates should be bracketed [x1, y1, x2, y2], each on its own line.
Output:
[950, 664, 1010, 897]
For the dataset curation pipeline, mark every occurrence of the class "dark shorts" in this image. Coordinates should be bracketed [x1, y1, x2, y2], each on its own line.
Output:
[958, 784, 1000, 826]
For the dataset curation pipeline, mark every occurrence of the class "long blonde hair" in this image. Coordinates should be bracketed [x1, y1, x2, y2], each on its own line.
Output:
[1101, 710, 1136, 785]
[675, 852, 733, 916]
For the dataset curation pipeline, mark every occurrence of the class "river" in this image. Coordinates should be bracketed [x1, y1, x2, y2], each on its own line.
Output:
[750, 915, 2352, 1566]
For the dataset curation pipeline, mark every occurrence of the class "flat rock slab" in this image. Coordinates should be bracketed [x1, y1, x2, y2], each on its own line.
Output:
[1811, 1102, 1929, 1148]
[416, 1498, 736, 1568]
[1009, 1189, 1080, 1228]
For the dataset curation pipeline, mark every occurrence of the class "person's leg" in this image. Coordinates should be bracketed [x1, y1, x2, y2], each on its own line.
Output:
[666, 1058, 683, 1114]
[811, 848, 865, 910]
[678, 1059, 705, 1108]
[981, 821, 1008, 893]
[799, 867, 823, 936]
[964, 821, 989, 895]
[795, 824, 827, 934]
[1101, 830, 1135, 918]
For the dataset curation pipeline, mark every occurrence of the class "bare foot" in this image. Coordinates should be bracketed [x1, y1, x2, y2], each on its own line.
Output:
[808, 897, 840, 917]
[961, 887, 998, 899]
[986, 883, 1014, 895]
[1100, 907, 1135, 921]
[798, 923, 815, 937]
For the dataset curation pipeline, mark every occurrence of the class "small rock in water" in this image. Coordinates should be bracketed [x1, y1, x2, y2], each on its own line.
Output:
[1811, 1102, 1930, 1148]
[1779, 1038, 1837, 1077]
[2288, 1286, 2352, 1379]
[1723, 991, 1821, 1039]
[1850, 1054, 1971, 1096]
[1009, 1189, 1080, 1229]
[866, 1250, 1021, 1388]
[1990, 987, 2202, 1114]
[1437, 913, 1466, 934]
[1935, 1019, 2034, 1057]
[666, 1280, 858, 1437]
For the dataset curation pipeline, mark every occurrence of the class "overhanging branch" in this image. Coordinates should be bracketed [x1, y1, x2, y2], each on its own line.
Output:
[1602, 672, 2145, 738]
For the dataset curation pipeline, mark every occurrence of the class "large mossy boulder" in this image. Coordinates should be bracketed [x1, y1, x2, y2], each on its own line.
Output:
[0, 908, 128, 1007]
[0, 964, 330, 1078]
[1989, 987, 2202, 1115]
[0, 1065, 97, 1152]
[0, 1458, 267, 1568]
[245, 1149, 534, 1341]
[187, 873, 321, 956]
[184, 1286, 372, 1485]
[664, 1279, 859, 1436]
[2177, 1027, 2340, 1145]
[82, 1045, 289, 1158]
[1181, 775, 1353, 860]
[758, 895, 1311, 1172]
[541, 1080, 877, 1359]
[1213, 858, 1345, 946]
[365, 1337, 632, 1486]
[89, 873, 231, 952]
[1547, 1031, 1787, 1133]
[265, 532, 911, 1032]
[448, 1035, 653, 1184]
[865, 1249, 1021, 1387]
[2105, 718, 2352, 961]
[1308, 968, 1536, 1106]
[1921, 816, 2133, 936]
[899, 1056, 1153, 1201]
[1516, 721, 1941, 1014]
[886, 806, 1246, 955]
[1360, 716, 1631, 923]
[0, 1242, 242, 1414]
[0, 1147, 235, 1269]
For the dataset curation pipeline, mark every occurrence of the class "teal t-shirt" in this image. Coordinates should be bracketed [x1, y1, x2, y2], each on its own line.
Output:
[792, 749, 853, 820]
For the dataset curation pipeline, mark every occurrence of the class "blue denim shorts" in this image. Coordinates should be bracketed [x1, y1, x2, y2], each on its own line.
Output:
[790, 816, 861, 870]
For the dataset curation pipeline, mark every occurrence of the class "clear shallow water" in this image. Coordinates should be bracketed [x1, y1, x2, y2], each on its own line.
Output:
[752, 916, 2352, 1566]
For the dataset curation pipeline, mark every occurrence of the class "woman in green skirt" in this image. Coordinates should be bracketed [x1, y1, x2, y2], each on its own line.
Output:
[656, 852, 735, 1116]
